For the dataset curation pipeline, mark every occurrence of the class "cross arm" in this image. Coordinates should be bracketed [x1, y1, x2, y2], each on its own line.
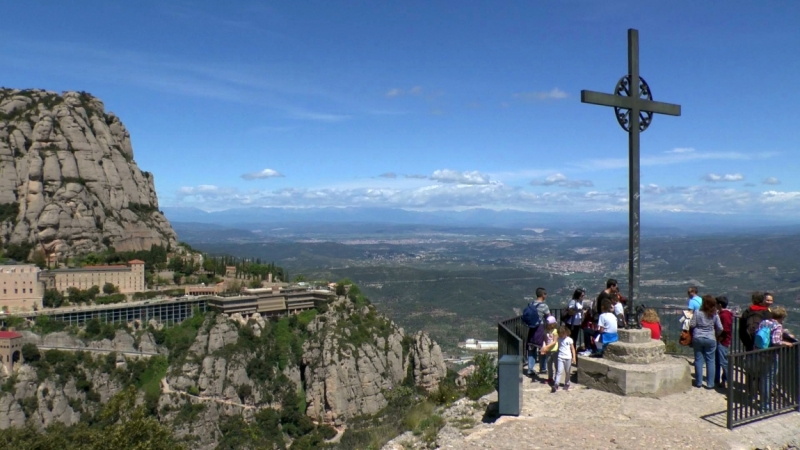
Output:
[581, 90, 681, 116]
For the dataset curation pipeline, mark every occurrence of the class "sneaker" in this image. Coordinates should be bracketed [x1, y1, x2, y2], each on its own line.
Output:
[547, 378, 554, 386]
[564, 384, 570, 392]
[551, 384, 558, 393]
[579, 350, 593, 357]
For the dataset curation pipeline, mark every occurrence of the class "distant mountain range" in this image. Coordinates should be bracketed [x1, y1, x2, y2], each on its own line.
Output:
[162, 206, 800, 236]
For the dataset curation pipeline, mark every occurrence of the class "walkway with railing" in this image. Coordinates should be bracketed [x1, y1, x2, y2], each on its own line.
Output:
[497, 304, 799, 429]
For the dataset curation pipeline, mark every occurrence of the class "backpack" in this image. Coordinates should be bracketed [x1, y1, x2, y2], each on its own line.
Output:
[754, 321, 775, 349]
[740, 308, 771, 349]
[522, 302, 542, 328]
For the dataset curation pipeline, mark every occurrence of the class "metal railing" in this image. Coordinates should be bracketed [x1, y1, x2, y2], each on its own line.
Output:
[727, 344, 800, 428]
[498, 306, 742, 361]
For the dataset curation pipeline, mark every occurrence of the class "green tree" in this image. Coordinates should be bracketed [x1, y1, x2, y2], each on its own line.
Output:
[31, 250, 47, 269]
[66, 287, 85, 304]
[43, 289, 64, 308]
[21, 343, 40, 363]
[248, 278, 263, 289]
[102, 282, 116, 295]
[293, 274, 307, 283]
[335, 282, 346, 297]
[173, 273, 182, 285]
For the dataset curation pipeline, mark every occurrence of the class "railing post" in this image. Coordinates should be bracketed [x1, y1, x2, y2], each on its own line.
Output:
[727, 348, 734, 429]
[796, 344, 800, 414]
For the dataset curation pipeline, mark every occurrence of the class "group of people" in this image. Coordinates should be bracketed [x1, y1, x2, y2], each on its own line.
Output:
[522, 279, 628, 392]
[522, 282, 798, 398]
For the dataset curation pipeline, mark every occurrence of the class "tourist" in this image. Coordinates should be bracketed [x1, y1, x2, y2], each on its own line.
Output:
[739, 291, 771, 351]
[594, 299, 618, 355]
[612, 293, 626, 328]
[539, 316, 559, 385]
[714, 296, 733, 388]
[523, 287, 551, 376]
[553, 324, 576, 393]
[580, 308, 597, 356]
[689, 295, 722, 389]
[686, 286, 702, 311]
[565, 289, 587, 344]
[755, 306, 794, 411]
[640, 308, 661, 340]
[764, 292, 774, 309]
[595, 278, 618, 318]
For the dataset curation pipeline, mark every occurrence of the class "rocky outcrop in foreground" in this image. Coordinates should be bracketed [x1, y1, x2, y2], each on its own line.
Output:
[303, 299, 447, 425]
[0, 88, 177, 256]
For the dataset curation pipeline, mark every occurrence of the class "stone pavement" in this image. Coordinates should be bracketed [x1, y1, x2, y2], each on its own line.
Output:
[422, 367, 800, 450]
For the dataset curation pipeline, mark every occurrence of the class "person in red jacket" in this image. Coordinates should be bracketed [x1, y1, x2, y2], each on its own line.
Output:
[739, 292, 772, 351]
[639, 308, 661, 340]
[715, 296, 734, 388]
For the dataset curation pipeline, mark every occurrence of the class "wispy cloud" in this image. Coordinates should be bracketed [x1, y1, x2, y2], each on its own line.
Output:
[430, 169, 493, 185]
[578, 149, 779, 171]
[703, 173, 744, 182]
[763, 177, 781, 185]
[241, 168, 285, 180]
[404, 174, 428, 179]
[1, 38, 355, 122]
[512, 88, 568, 101]
[664, 147, 695, 154]
[378, 172, 398, 179]
[530, 173, 593, 189]
[385, 86, 424, 98]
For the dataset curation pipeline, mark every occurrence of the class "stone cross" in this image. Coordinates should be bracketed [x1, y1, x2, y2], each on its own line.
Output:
[580, 29, 681, 323]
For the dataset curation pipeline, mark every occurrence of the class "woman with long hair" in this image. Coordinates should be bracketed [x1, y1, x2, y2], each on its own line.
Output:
[566, 288, 586, 344]
[640, 308, 661, 340]
[689, 294, 723, 388]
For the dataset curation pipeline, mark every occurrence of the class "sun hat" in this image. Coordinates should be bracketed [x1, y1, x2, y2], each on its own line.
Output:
[546, 316, 557, 324]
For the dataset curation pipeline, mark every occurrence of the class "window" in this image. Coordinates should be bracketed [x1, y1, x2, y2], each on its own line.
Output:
[22, 289, 25, 293]
[14, 289, 18, 294]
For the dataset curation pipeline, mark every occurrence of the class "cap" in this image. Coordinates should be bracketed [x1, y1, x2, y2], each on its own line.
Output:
[546, 316, 557, 324]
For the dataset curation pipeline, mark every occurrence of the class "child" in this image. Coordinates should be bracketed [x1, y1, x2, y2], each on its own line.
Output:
[756, 306, 793, 410]
[640, 308, 662, 340]
[539, 316, 559, 385]
[553, 324, 577, 393]
[595, 300, 618, 355]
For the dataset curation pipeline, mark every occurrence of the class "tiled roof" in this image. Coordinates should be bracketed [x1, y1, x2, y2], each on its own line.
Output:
[128, 259, 146, 264]
[0, 331, 22, 339]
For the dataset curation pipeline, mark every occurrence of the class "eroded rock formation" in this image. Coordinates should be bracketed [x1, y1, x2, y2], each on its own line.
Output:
[0, 88, 177, 256]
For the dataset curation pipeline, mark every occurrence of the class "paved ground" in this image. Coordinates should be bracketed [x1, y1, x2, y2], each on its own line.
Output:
[426, 366, 800, 450]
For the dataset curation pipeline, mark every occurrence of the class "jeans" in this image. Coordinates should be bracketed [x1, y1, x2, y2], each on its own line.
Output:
[546, 352, 557, 379]
[760, 356, 778, 411]
[693, 337, 717, 388]
[714, 344, 729, 387]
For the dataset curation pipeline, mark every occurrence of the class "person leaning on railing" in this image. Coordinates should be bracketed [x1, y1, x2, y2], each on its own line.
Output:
[739, 292, 772, 351]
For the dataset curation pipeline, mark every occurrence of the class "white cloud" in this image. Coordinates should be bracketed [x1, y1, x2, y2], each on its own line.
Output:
[241, 168, 285, 180]
[385, 86, 423, 98]
[580, 151, 778, 171]
[430, 169, 492, 185]
[664, 147, 695, 154]
[763, 177, 781, 185]
[530, 173, 593, 189]
[168, 182, 800, 216]
[703, 173, 744, 182]
[512, 88, 569, 101]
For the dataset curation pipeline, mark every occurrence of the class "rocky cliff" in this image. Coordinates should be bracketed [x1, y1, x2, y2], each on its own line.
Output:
[0, 88, 177, 256]
[0, 299, 447, 449]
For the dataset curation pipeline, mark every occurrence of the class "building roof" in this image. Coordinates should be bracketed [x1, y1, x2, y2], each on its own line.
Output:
[0, 331, 22, 339]
[128, 259, 145, 264]
[47, 264, 130, 273]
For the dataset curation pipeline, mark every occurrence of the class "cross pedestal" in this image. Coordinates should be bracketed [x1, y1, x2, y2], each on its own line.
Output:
[577, 328, 691, 398]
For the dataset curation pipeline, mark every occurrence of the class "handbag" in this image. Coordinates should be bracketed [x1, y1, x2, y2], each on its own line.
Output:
[679, 329, 692, 346]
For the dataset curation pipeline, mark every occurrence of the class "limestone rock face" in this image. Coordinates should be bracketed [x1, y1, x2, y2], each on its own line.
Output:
[303, 298, 446, 425]
[0, 88, 177, 256]
[411, 331, 447, 392]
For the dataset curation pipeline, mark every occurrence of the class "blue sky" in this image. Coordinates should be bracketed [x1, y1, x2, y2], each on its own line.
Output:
[2, 1, 799, 217]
